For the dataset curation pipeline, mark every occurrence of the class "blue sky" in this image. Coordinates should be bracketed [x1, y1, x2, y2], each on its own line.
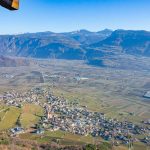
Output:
[0, 0, 150, 34]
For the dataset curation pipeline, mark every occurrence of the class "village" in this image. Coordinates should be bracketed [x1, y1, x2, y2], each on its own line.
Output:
[0, 87, 149, 147]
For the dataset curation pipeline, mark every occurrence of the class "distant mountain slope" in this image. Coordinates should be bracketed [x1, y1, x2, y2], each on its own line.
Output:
[91, 30, 150, 56]
[0, 29, 112, 59]
[0, 29, 150, 69]
[62, 29, 112, 45]
[0, 33, 82, 58]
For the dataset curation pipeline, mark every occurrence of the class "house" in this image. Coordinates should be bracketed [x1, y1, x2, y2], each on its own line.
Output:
[35, 128, 45, 134]
[10, 127, 24, 135]
[144, 91, 150, 98]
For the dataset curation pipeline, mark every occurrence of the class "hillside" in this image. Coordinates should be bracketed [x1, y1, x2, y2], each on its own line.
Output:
[0, 29, 112, 59]
[91, 30, 150, 56]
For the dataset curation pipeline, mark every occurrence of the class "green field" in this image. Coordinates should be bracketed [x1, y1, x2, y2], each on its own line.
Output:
[20, 131, 150, 150]
[19, 130, 97, 145]
[0, 104, 43, 130]
[0, 106, 21, 131]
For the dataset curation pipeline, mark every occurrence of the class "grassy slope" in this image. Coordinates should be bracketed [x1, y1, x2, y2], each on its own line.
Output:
[0, 106, 21, 131]
[0, 104, 43, 130]
[20, 104, 44, 128]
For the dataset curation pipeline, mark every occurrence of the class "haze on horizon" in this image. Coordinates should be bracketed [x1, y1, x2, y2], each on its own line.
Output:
[0, 0, 150, 34]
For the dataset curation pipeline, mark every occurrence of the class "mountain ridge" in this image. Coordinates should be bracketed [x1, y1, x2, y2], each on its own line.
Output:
[0, 29, 150, 69]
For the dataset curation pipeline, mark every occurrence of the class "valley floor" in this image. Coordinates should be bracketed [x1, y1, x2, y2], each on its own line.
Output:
[0, 59, 149, 149]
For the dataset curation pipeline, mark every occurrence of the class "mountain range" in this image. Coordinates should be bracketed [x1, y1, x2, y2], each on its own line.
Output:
[0, 29, 150, 68]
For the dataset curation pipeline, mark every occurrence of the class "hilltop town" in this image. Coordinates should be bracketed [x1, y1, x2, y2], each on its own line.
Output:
[0, 87, 149, 148]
